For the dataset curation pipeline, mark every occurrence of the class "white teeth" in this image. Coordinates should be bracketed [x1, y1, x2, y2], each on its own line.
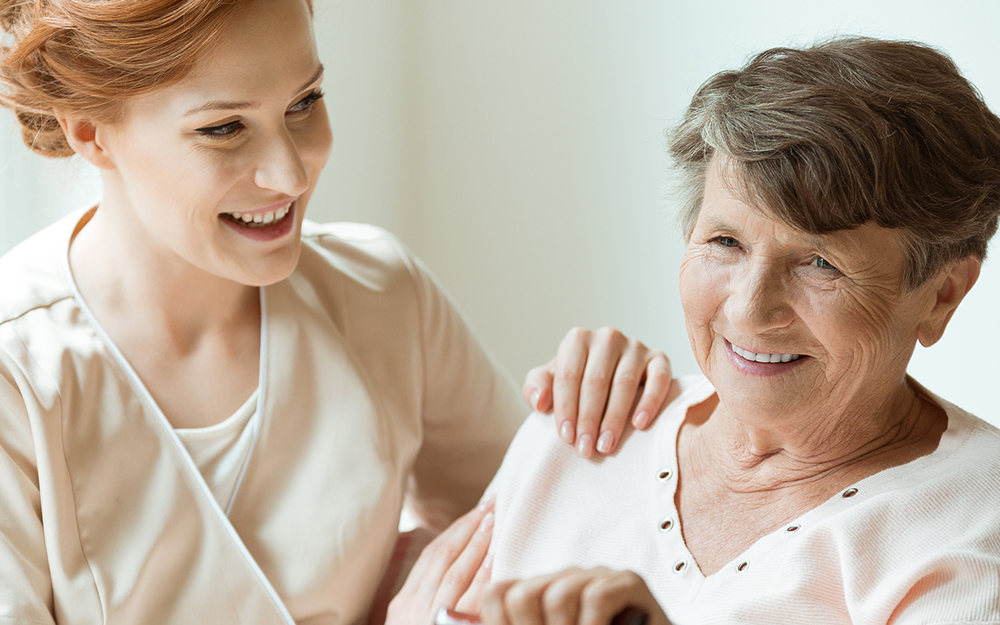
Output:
[731, 343, 801, 364]
[226, 203, 292, 227]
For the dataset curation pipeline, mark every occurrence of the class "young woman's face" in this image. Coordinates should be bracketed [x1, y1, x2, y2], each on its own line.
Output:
[98, 0, 332, 286]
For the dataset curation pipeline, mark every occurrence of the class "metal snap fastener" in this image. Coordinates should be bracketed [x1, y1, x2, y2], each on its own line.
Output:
[673, 559, 687, 573]
[842, 487, 858, 498]
[659, 518, 674, 532]
[785, 524, 801, 533]
[657, 469, 673, 482]
[736, 561, 749, 572]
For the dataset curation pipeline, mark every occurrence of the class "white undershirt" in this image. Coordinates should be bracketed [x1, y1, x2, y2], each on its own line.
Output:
[175, 389, 260, 510]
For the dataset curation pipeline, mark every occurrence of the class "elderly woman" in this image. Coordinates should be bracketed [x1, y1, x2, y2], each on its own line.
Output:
[473, 38, 1000, 624]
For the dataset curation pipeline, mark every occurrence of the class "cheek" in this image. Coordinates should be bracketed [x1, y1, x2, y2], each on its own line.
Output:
[297, 111, 333, 174]
[801, 288, 907, 365]
[678, 254, 727, 352]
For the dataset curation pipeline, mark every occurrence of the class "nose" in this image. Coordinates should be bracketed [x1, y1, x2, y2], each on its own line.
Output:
[725, 259, 796, 334]
[253, 131, 310, 197]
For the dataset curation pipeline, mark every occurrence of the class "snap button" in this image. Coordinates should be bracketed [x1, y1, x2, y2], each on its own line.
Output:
[657, 469, 673, 482]
[842, 487, 858, 498]
[785, 524, 801, 533]
[659, 518, 674, 532]
[736, 561, 749, 572]
[673, 559, 687, 573]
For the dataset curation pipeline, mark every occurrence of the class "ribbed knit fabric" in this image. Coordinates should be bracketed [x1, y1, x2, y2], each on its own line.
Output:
[487, 376, 1000, 624]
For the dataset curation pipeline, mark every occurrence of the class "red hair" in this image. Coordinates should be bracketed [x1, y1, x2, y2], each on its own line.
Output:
[1, 0, 312, 157]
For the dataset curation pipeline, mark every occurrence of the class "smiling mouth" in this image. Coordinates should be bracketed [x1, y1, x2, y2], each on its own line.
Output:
[221, 203, 292, 228]
[730, 342, 803, 364]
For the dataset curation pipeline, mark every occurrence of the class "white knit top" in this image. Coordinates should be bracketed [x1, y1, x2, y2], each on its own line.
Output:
[176, 389, 260, 512]
[486, 376, 1000, 625]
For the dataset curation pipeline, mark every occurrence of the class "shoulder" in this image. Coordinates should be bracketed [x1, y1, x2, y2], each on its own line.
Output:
[0, 212, 79, 325]
[299, 221, 416, 280]
[488, 375, 712, 509]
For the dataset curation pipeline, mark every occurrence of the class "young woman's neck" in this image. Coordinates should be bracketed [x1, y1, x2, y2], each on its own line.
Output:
[69, 195, 259, 351]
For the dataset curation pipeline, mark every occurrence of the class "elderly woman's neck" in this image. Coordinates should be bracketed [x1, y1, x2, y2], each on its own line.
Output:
[690, 381, 946, 489]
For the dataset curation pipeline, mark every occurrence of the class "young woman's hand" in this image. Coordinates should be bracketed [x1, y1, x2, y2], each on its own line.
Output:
[387, 499, 496, 625]
[480, 567, 671, 625]
[522, 327, 673, 458]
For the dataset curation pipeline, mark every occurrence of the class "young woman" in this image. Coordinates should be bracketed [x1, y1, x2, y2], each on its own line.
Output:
[0, 0, 672, 623]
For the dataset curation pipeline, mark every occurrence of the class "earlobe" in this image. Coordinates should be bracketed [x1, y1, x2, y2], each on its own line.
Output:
[56, 116, 117, 170]
[916, 257, 981, 347]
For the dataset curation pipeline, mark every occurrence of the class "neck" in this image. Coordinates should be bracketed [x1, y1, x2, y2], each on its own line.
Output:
[691, 379, 943, 491]
[69, 193, 259, 352]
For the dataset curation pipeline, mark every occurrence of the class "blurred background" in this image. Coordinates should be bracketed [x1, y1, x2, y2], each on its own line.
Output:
[2, 0, 998, 426]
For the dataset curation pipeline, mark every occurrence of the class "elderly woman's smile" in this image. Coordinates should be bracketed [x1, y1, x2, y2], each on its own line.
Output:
[678, 156, 951, 453]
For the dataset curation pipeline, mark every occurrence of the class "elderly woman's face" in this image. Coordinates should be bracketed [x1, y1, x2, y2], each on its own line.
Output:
[678, 157, 941, 428]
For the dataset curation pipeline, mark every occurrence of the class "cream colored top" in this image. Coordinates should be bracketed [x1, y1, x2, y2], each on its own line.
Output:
[0, 209, 525, 625]
[487, 376, 1000, 625]
[176, 389, 261, 511]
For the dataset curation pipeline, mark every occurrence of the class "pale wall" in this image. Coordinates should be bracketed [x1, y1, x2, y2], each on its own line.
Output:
[1, 0, 998, 425]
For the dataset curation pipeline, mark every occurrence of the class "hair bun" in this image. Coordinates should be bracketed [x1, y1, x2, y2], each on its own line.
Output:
[0, 0, 32, 31]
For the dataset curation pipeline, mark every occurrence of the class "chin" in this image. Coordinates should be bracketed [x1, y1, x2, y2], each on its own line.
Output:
[233, 244, 302, 287]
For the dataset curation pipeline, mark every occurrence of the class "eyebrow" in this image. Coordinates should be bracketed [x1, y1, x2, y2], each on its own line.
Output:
[183, 64, 325, 117]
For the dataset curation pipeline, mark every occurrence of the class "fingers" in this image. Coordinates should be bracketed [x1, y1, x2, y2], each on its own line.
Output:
[522, 362, 555, 414]
[539, 569, 590, 625]
[551, 330, 589, 446]
[454, 550, 493, 615]
[481, 579, 516, 625]
[539, 326, 672, 457]
[577, 571, 663, 625]
[402, 498, 495, 606]
[629, 354, 672, 430]
[434, 510, 494, 613]
[481, 568, 669, 625]
[574, 329, 628, 458]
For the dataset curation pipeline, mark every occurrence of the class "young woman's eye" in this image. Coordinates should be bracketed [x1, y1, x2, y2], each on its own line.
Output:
[713, 236, 741, 248]
[288, 89, 324, 114]
[196, 120, 244, 138]
[811, 256, 839, 271]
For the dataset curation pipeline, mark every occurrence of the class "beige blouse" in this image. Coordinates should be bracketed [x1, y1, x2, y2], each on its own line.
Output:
[0, 209, 525, 625]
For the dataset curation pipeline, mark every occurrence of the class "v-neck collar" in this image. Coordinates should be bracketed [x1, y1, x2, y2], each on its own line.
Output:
[658, 376, 971, 585]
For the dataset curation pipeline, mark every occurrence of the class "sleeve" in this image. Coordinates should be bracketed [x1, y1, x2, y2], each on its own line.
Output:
[397, 246, 527, 532]
[0, 352, 56, 625]
[890, 554, 1000, 624]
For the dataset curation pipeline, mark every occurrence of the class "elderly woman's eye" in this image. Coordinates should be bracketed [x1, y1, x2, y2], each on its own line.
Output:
[812, 256, 838, 271]
[714, 236, 741, 248]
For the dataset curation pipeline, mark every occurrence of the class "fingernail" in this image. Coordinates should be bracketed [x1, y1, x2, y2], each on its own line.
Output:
[478, 494, 496, 511]
[479, 512, 494, 532]
[576, 434, 593, 458]
[597, 431, 614, 453]
[632, 410, 650, 429]
[483, 552, 494, 569]
[530, 389, 540, 410]
[559, 420, 575, 444]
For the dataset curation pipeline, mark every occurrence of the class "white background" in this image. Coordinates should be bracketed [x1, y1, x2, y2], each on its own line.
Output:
[2, 0, 998, 425]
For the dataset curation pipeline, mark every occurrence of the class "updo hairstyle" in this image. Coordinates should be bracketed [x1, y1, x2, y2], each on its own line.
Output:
[668, 37, 1000, 289]
[0, 0, 267, 158]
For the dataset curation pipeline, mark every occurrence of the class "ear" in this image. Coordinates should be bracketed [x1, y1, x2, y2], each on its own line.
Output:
[55, 115, 117, 170]
[916, 257, 981, 348]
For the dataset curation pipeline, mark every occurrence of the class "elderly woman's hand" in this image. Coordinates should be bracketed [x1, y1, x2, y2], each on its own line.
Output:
[387, 499, 496, 625]
[480, 567, 671, 625]
[523, 327, 672, 458]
